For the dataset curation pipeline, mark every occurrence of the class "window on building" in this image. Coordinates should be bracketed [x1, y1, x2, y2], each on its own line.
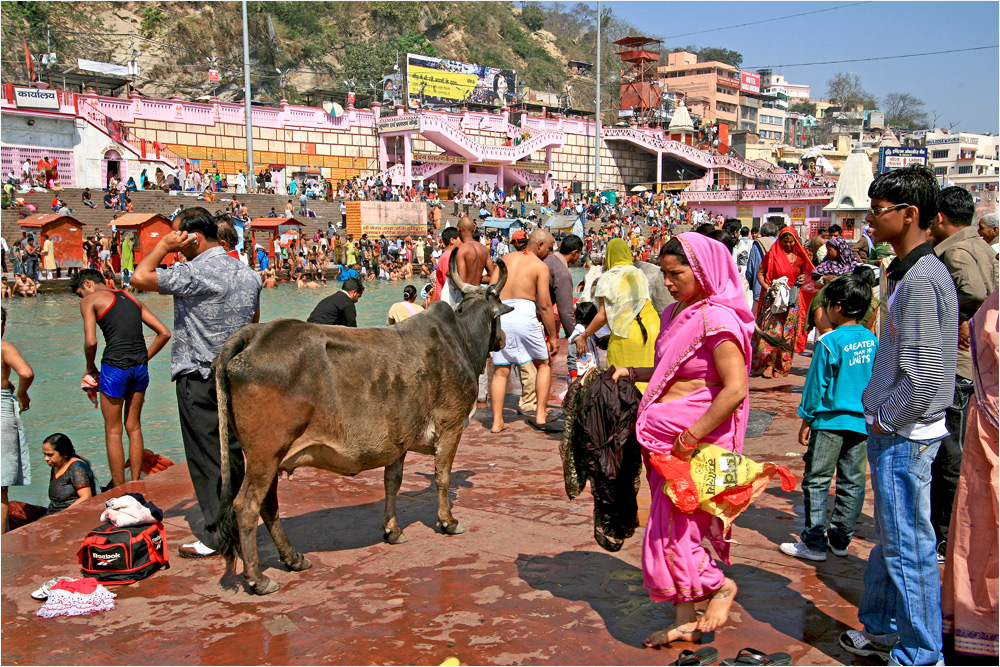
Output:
[957, 166, 973, 174]
[934, 167, 947, 175]
[932, 150, 949, 159]
[714, 169, 739, 189]
[767, 207, 784, 213]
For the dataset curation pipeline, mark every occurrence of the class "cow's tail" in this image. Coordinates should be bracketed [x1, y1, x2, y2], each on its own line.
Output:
[214, 326, 255, 567]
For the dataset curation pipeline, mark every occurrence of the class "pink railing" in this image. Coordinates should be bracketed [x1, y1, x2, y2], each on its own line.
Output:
[680, 187, 835, 202]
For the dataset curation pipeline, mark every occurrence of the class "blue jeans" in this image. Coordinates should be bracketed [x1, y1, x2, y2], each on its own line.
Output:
[858, 429, 943, 666]
[801, 428, 867, 551]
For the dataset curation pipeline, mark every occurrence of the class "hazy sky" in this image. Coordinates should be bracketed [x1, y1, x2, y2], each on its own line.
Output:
[589, 1, 999, 133]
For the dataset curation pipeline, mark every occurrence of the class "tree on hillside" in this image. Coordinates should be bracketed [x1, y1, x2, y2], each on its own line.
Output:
[519, 2, 545, 31]
[882, 92, 928, 130]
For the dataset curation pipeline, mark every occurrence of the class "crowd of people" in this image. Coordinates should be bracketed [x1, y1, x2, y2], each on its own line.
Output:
[1, 166, 998, 664]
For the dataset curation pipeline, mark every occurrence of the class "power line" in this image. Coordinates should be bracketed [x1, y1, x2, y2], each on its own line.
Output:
[746, 45, 998, 69]
[664, 2, 871, 39]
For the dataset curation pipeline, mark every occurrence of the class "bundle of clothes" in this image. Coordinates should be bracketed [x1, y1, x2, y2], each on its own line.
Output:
[560, 366, 797, 552]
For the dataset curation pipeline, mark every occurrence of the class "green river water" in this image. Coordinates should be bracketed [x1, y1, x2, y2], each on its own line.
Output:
[3, 268, 586, 507]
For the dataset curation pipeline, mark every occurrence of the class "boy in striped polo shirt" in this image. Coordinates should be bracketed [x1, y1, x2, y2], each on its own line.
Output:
[840, 166, 957, 666]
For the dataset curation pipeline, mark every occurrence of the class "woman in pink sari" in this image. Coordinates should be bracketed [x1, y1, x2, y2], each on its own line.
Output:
[612, 232, 756, 647]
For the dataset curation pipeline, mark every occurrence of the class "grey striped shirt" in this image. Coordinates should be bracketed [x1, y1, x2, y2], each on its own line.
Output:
[862, 244, 958, 434]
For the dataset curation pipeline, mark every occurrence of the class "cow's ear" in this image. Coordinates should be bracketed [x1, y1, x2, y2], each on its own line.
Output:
[495, 302, 514, 317]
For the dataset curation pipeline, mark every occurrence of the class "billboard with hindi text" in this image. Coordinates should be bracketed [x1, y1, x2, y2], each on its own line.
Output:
[407, 53, 516, 108]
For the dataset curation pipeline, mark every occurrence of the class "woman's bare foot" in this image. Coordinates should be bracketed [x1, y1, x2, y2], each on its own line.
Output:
[489, 423, 508, 434]
[696, 578, 737, 633]
[642, 621, 701, 648]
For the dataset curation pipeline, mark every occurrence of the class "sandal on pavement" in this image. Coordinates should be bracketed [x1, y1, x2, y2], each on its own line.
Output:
[720, 648, 792, 666]
[671, 646, 720, 665]
[31, 576, 78, 601]
[179, 540, 220, 558]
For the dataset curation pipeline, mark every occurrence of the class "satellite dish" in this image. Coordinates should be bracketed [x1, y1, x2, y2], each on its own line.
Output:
[323, 101, 344, 117]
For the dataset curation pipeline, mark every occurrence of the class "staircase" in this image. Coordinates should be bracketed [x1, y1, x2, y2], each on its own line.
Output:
[417, 114, 562, 163]
[77, 98, 181, 169]
[602, 126, 804, 186]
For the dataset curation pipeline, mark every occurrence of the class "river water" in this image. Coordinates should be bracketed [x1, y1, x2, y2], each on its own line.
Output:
[3, 268, 586, 506]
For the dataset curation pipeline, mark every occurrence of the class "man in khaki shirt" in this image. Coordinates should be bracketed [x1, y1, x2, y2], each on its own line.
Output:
[929, 186, 999, 559]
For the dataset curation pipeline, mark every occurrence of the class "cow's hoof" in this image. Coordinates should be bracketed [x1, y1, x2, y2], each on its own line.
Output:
[250, 578, 280, 595]
[284, 553, 312, 572]
[439, 521, 466, 535]
[384, 530, 409, 545]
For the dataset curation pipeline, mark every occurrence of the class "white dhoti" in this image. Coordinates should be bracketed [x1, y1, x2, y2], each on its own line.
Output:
[492, 298, 548, 366]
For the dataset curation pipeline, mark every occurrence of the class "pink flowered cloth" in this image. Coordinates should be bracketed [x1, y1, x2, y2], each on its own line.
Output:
[37, 577, 116, 618]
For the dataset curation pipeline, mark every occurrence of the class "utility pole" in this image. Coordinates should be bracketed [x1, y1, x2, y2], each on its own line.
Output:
[594, 0, 602, 194]
[128, 17, 136, 89]
[241, 0, 255, 183]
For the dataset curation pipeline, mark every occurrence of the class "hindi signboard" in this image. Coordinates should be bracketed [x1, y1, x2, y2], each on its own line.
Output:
[515, 160, 549, 172]
[13, 86, 59, 110]
[407, 53, 516, 108]
[413, 152, 467, 165]
[877, 147, 928, 173]
[376, 115, 420, 134]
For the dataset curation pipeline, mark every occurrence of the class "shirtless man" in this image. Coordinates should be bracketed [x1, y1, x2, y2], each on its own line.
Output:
[296, 275, 322, 289]
[13, 274, 37, 297]
[454, 216, 495, 287]
[488, 229, 559, 432]
[262, 269, 278, 289]
[453, 216, 496, 401]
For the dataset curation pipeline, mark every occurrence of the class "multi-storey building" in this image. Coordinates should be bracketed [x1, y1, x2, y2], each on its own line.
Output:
[657, 52, 740, 127]
[924, 130, 1000, 190]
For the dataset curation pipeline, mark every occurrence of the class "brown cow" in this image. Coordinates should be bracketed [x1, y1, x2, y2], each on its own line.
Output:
[214, 260, 512, 594]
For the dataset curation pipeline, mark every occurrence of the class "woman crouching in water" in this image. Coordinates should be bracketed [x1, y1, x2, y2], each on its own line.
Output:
[613, 233, 755, 647]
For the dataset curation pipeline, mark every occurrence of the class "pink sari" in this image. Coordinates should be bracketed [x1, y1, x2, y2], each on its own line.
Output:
[635, 233, 755, 603]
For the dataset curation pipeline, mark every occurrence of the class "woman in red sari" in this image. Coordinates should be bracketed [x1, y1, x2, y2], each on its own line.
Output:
[751, 227, 815, 378]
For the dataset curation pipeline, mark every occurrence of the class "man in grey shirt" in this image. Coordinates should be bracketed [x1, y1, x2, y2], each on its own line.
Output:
[131, 207, 262, 559]
[547, 234, 582, 377]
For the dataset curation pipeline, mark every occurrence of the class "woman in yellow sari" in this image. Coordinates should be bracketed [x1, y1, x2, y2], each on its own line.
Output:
[575, 239, 659, 391]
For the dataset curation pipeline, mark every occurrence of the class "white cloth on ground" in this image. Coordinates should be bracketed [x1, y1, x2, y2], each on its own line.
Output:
[492, 298, 549, 366]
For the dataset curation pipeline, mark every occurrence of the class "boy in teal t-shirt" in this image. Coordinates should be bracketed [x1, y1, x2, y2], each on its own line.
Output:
[781, 272, 879, 562]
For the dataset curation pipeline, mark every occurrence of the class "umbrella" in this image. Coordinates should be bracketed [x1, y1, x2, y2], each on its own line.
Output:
[630, 185, 648, 193]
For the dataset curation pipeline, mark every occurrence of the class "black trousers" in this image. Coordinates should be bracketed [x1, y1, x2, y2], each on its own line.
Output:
[930, 375, 975, 551]
[175, 372, 245, 550]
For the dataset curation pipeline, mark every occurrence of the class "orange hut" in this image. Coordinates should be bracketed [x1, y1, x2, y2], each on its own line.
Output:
[18, 214, 86, 269]
[245, 217, 304, 262]
[110, 213, 177, 266]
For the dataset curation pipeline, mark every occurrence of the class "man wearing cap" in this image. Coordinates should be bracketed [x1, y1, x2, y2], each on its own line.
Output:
[307, 278, 364, 327]
[387, 285, 424, 325]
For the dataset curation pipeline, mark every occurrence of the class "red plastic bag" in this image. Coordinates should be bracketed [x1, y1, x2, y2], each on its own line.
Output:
[648, 452, 700, 513]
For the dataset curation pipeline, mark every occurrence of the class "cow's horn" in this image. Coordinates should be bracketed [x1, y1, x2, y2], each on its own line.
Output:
[488, 258, 508, 296]
[447, 250, 477, 295]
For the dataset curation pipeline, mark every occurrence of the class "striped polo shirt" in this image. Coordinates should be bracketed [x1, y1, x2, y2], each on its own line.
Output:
[861, 242, 958, 437]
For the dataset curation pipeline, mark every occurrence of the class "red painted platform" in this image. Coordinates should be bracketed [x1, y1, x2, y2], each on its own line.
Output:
[2, 354, 884, 666]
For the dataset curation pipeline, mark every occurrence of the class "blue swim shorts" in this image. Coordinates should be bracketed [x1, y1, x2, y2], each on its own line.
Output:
[99, 364, 150, 399]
